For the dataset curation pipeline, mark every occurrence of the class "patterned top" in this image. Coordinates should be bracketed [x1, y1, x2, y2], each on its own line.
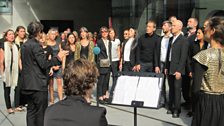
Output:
[193, 48, 224, 95]
[74, 41, 95, 63]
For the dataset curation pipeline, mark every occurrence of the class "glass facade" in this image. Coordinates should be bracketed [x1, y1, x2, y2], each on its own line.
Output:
[0, 0, 12, 14]
[111, 0, 224, 38]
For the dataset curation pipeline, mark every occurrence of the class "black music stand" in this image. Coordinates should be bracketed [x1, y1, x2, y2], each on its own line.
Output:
[106, 72, 164, 126]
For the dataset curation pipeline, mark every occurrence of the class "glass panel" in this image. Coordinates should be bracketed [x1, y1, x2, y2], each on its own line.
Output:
[111, 0, 224, 38]
[0, 0, 12, 14]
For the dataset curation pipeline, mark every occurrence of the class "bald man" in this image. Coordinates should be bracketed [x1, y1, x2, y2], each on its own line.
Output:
[169, 16, 177, 24]
[165, 20, 189, 118]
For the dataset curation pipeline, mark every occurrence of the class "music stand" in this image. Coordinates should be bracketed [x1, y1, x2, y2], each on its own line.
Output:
[107, 72, 164, 126]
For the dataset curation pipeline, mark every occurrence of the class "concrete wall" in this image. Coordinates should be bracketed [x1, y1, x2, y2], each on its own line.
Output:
[28, 0, 111, 32]
[0, 0, 111, 37]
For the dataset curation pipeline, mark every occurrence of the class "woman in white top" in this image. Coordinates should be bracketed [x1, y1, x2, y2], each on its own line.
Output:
[0, 29, 20, 114]
[108, 28, 121, 98]
[119, 27, 138, 72]
[15, 26, 27, 47]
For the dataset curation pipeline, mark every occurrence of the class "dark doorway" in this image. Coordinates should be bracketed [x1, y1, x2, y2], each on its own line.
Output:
[40, 20, 74, 33]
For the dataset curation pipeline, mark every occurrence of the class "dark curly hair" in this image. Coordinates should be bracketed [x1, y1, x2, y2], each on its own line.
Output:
[27, 21, 43, 39]
[63, 59, 99, 96]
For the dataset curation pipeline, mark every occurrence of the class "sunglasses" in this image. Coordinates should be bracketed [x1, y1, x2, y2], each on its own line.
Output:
[101, 30, 108, 33]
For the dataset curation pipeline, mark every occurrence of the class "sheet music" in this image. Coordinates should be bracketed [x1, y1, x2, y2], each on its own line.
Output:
[112, 75, 163, 108]
[112, 76, 139, 105]
[135, 77, 162, 107]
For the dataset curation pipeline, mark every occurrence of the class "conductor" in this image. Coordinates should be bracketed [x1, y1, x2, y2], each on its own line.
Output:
[20, 21, 68, 126]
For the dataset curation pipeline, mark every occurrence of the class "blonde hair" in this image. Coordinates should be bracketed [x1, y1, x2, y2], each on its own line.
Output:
[47, 28, 57, 35]
[39, 33, 48, 46]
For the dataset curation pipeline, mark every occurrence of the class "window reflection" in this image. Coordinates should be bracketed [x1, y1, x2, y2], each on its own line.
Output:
[111, 0, 224, 37]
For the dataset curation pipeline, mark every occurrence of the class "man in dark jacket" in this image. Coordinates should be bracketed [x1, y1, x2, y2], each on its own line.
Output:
[20, 21, 68, 126]
[165, 20, 189, 118]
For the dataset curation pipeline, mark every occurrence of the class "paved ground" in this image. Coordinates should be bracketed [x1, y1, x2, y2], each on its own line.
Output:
[0, 76, 192, 126]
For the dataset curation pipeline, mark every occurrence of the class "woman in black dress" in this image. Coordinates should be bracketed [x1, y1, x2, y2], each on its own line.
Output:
[62, 33, 76, 71]
[188, 27, 208, 114]
[74, 27, 95, 63]
[191, 17, 224, 126]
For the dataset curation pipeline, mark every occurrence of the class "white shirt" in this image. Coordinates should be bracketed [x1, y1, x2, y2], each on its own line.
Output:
[169, 33, 181, 61]
[124, 38, 134, 61]
[160, 34, 172, 62]
[111, 38, 121, 61]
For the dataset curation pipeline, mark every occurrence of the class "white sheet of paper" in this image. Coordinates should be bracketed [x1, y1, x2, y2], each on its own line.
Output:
[112, 75, 163, 108]
[112, 76, 139, 105]
[135, 77, 162, 107]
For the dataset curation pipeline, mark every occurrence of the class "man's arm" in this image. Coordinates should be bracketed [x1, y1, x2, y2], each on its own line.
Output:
[33, 44, 67, 70]
[154, 38, 161, 73]
[165, 38, 172, 70]
[135, 38, 142, 71]
[135, 37, 141, 65]
[177, 38, 189, 74]
[187, 42, 193, 77]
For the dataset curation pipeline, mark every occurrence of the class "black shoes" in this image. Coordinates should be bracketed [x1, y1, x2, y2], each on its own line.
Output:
[187, 111, 193, 117]
[98, 99, 105, 104]
[166, 109, 172, 114]
[167, 109, 180, 118]
[172, 110, 180, 118]
[172, 112, 179, 118]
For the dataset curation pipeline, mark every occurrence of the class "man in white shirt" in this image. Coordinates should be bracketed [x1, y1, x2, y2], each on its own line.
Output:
[155, 20, 172, 107]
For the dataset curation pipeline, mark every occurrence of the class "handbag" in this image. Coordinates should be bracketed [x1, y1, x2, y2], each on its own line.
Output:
[100, 59, 110, 67]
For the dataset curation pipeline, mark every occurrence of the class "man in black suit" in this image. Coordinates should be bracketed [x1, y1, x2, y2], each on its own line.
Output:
[44, 59, 108, 126]
[20, 21, 68, 126]
[165, 20, 189, 118]
[155, 20, 172, 107]
[182, 18, 198, 110]
[96, 26, 111, 102]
